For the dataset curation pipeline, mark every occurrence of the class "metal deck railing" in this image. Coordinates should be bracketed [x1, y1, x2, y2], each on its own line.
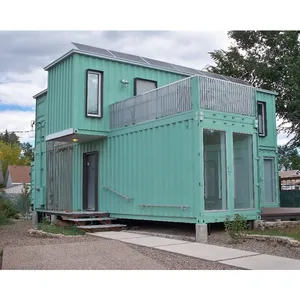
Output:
[109, 74, 256, 130]
[199, 76, 255, 116]
[109, 77, 193, 129]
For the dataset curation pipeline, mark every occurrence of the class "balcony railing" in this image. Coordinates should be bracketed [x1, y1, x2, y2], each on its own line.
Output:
[199, 76, 255, 116]
[109, 75, 256, 130]
[109, 77, 193, 129]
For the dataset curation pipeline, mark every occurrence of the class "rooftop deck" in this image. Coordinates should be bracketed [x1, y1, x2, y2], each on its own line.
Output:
[109, 75, 256, 130]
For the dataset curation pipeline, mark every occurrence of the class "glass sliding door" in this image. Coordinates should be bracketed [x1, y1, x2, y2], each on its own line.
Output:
[233, 132, 254, 209]
[264, 157, 276, 203]
[203, 129, 227, 211]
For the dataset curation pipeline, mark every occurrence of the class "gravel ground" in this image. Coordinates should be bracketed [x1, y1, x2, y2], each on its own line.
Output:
[126, 222, 300, 260]
[0, 220, 239, 270]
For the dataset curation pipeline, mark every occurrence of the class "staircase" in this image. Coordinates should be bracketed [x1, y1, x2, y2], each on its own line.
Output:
[57, 211, 126, 232]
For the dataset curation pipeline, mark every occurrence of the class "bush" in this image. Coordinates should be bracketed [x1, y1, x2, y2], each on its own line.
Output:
[1, 200, 18, 219]
[224, 214, 249, 244]
[0, 202, 13, 225]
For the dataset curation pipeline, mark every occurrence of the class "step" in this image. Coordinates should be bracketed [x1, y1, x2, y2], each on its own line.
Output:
[67, 217, 115, 222]
[77, 224, 127, 232]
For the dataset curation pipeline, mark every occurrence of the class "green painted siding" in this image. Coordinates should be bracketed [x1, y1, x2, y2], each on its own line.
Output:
[258, 149, 279, 208]
[30, 162, 35, 205]
[72, 54, 187, 133]
[47, 56, 74, 136]
[71, 111, 198, 223]
[256, 92, 279, 208]
[33, 94, 47, 209]
[36, 94, 47, 119]
[256, 91, 277, 150]
[32, 50, 279, 223]
[69, 107, 263, 224]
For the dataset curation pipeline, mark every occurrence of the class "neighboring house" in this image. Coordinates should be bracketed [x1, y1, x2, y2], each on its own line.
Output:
[279, 170, 300, 190]
[4, 165, 31, 188]
[1, 184, 27, 195]
[31, 42, 279, 228]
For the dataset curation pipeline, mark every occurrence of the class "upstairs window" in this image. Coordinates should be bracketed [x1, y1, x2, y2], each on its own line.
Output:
[257, 101, 267, 137]
[134, 78, 157, 96]
[86, 70, 103, 118]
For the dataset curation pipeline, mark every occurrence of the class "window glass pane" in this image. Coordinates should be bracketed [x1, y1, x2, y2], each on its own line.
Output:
[233, 133, 254, 209]
[264, 158, 276, 203]
[203, 129, 227, 210]
[135, 79, 156, 95]
[257, 102, 265, 135]
[87, 73, 100, 115]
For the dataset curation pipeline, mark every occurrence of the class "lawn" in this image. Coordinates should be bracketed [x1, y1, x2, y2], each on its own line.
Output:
[249, 226, 300, 241]
[37, 223, 86, 236]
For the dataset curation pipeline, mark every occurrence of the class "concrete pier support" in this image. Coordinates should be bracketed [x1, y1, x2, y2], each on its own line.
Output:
[253, 220, 260, 229]
[32, 211, 38, 226]
[195, 224, 208, 243]
[50, 214, 57, 223]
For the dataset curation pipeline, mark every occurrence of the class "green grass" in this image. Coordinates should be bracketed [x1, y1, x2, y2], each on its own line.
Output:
[248, 226, 300, 241]
[37, 223, 86, 236]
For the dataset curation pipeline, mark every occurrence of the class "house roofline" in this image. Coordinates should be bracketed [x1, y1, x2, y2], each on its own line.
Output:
[43, 49, 197, 78]
[43, 45, 278, 96]
[256, 88, 278, 96]
[33, 89, 48, 99]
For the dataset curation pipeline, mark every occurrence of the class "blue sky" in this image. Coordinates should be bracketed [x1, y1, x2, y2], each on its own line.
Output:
[0, 103, 33, 111]
[0, 30, 291, 145]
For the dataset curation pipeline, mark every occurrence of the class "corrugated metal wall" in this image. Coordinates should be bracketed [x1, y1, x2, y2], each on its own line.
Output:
[33, 94, 47, 209]
[46, 142, 73, 211]
[101, 114, 198, 221]
[72, 54, 187, 133]
[256, 91, 277, 149]
[47, 56, 74, 136]
[30, 163, 35, 205]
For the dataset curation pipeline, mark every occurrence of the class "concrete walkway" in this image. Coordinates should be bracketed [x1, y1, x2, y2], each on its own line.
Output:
[89, 231, 300, 270]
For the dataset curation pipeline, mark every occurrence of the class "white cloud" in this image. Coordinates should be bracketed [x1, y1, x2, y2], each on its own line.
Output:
[0, 110, 35, 144]
[0, 69, 47, 107]
[276, 117, 294, 146]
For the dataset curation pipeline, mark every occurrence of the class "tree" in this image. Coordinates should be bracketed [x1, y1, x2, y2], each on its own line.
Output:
[278, 144, 300, 171]
[0, 130, 20, 145]
[21, 142, 33, 162]
[207, 31, 300, 146]
[0, 141, 22, 176]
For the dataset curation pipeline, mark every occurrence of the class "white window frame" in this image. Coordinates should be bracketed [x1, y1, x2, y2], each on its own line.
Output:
[257, 101, 267, 137]
[86, 70, 103, 118]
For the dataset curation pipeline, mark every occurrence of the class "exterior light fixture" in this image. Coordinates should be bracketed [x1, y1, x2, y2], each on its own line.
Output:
[121, 79, 129, 85]
[72, 138, 79, 143]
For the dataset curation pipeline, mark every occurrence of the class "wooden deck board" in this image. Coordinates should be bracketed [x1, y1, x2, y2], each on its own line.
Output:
[261, 207, 300, 220]
[35, 210, 109, 217]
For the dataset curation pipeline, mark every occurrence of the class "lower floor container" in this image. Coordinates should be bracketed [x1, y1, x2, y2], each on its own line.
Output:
[31, 111, 279, 225]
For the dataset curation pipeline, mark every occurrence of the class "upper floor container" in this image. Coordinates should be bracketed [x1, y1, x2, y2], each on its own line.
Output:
[40, 42, 277, 150]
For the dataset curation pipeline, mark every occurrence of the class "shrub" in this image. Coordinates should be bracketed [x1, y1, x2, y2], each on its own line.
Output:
[41, 217, 51, 225]
[1, 200, 18, 219]
[224, 214, 249, 244]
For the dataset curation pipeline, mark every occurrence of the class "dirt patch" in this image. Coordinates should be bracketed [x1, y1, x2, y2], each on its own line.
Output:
[0, 249, 3, 270]
[0, 220, 101, 249]
[0, 220, 239, 270]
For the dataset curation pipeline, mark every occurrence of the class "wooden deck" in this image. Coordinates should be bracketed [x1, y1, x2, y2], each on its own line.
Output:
[35, 209, 109, 217]
[261, 207, 300, 221]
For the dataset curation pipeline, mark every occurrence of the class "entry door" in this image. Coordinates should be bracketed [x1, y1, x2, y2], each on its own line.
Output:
[83, 152, 98, 211]
[263, 157, 276, 204]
